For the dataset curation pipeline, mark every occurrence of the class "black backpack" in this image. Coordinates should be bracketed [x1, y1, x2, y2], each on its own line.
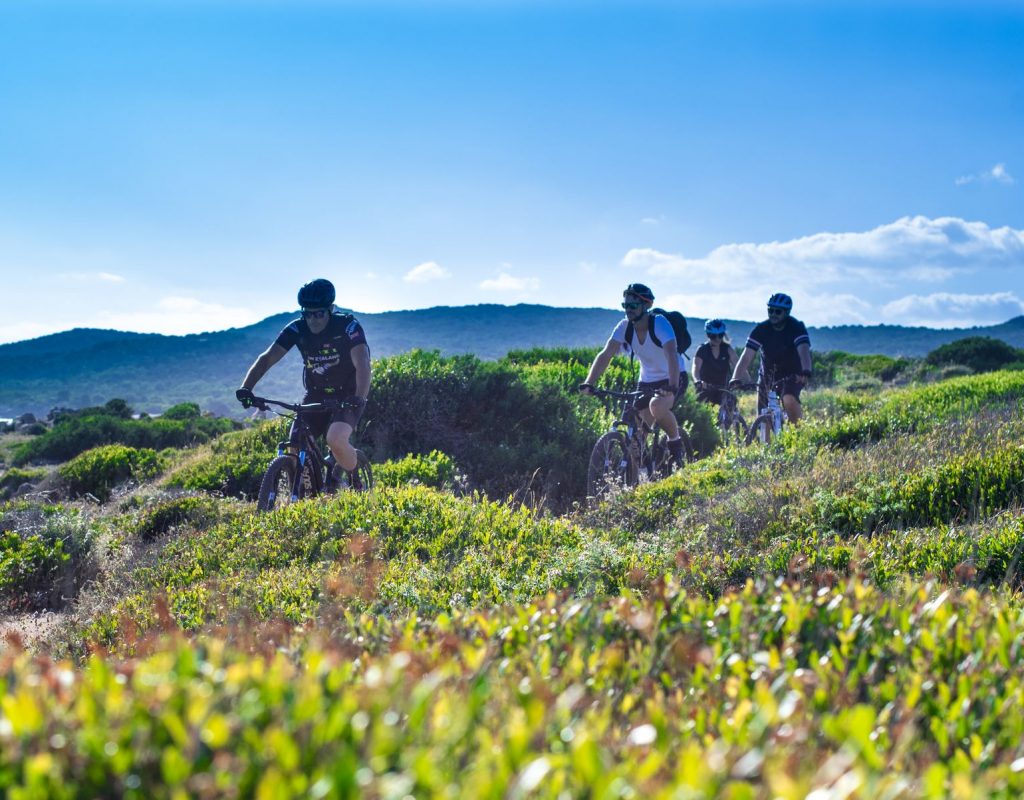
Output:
[625, 308, 692, 356]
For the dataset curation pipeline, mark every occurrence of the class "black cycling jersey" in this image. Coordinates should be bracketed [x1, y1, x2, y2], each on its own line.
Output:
[694, 341, 732, 386]
[744, 317, 810, 382]
[275, 312, 368, 398]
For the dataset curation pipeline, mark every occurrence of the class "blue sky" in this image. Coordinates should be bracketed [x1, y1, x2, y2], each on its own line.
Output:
[1, 0, 1021, 343]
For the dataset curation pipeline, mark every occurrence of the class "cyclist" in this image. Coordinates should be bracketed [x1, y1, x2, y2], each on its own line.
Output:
[235, 278, 371, 477]
[579, 283, 688, 466]
[692, 319, 738, 405]
[729, 292, 812, 424]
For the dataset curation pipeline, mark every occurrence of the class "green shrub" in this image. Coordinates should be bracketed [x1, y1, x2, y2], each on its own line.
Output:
[0, 467, 47, 499]
[374, 450, 459, 489]
[58, 445, 164, 502]
[0, 503, 97, 609]
[365, 350, 598, 507]
[14, 400, 240, 465]
[127, 494, 240, 540]
[813, 350, 915, 387]
[161, 401, 202, 420]
[925, 336, 1024, 373]
[164, 417, 291, 498]
[13, 580, 1024, 797]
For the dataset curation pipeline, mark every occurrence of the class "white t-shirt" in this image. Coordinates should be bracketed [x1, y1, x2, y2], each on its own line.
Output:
[608, 315, 688, 382]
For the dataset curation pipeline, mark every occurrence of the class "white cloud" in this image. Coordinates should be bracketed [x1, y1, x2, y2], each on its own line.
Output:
[403, 261, 451, 284]
[882, 292, 1024, 328]
[94, 296, 259, 335]
[956, 162, 1015, 187]
[623, 216, 1024, 289]
[621, 216, 1024, 326]
[479, 272, 540, 293]
[641, 216, 665, 225]
[991, 163, 1015, 184]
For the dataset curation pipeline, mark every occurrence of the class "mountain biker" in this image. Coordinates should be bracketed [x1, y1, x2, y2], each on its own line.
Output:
[693, 319, 738, 405]
[579, 283, 689, 466]
[729, 292, 812, 424]
[235, 278, 371, 475]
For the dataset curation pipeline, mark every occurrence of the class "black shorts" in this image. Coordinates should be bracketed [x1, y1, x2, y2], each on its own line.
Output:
[758, 378, 803, 411]
[288, 395, 364, 445]
[634, 376, 687, 411]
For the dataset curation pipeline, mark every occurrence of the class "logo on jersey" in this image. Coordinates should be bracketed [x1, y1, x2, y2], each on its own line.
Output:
[346, 319, 362, 341]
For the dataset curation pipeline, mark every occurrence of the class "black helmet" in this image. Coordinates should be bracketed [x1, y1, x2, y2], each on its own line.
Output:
[705, 318, 727, 335]
[298, 278, 336, 309]
[767, 292, 793, 311]
[624, 283, 655, 304]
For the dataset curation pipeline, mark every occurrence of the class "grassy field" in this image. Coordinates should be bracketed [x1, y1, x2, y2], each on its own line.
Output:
[2, 355, 1024, 797]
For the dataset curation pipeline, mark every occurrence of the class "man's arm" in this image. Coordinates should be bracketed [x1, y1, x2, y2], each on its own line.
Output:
[350, 343, 371, 399]
[581, 340, 620, 391]
[795, 342, 812, 385]
[731, 347, 756, 384]
[240, 343, 289, 391]
[663, 338, 680, 392]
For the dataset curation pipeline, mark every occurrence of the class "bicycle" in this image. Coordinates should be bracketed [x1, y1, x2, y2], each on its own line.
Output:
[248, 396, 373, 512]
[697, 383, 749, 446]
[584, 388, 694, 499]
[738, 375, 799, 445]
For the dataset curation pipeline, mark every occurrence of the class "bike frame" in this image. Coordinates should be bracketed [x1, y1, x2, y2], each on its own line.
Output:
[252, 397, 352, 498]
[594, 389, 664, 477]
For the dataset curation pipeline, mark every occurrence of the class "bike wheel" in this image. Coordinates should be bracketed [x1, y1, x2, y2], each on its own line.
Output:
[587, 431, 638, 498]
[720, 410, 747, 446]
[349, 450, 373, 492]
[732, 414, 748, 445]
[745, 414, 772, 446]
[257, 455, 297, 512]
[647, 431, 673, 480]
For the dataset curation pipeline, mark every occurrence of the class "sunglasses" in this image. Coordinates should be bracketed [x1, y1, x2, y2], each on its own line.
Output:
[622, 301, 643, 311]
[767, 308, 787, 316]
[708, 333, 724, 339]
[303, 308, 329, 320]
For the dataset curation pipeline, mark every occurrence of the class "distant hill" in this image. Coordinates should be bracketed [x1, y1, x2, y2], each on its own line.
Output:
[3, 304, 1023, 418]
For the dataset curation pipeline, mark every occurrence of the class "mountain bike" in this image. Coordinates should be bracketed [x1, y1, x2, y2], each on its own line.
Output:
[249, 396, 373, 512]
[740, 375, 798, 445]
[698, 383, 749, 446]
[585, 388, 694, 499]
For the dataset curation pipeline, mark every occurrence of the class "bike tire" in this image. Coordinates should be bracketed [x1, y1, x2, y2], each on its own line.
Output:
[745, 413, 772, 446]
[350, 450, 373, 492]
[720, 412, 748, 446]
[587, 431, 638, 498]
[678, 429, 695, 463]
[648, 431, 673, 480]
[732, 414, 748, 445]
[257, 455, 297, 512]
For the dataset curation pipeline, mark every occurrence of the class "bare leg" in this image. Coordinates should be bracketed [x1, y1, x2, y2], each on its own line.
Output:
[325, 421, 358, 471]
[782, 394, 803, 424]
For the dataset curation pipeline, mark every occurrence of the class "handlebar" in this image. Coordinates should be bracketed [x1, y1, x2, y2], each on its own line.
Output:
[728, 374, 802, 392]
[582, 388, 646, 401]
[249, 396, 363, 414]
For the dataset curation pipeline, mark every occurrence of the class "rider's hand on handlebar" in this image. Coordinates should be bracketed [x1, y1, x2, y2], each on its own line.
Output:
[236, 387, 256, 409]
[578, 383, 595, 396]
[728, 379, 743, 390]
